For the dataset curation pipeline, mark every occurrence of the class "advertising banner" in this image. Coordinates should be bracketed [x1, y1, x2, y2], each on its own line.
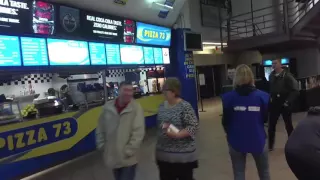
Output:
[136, 22, 171, 46]
[0, 0, 55, 35]
[57, 6, 80, 37]
[81, 11, 135, 43]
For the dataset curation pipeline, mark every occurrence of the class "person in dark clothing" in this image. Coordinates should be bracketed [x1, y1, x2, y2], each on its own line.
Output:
[268, 59, 299, 151]
[255, 77, 270, 93]
[222, 64, 270, 180]
[285, 107, 320, 180]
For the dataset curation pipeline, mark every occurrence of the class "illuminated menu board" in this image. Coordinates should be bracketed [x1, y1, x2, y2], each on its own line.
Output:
[47, 38, 90, 65]
[162, 48, 170, 64]
[120, 45, 144, 64]
[89, 42, 106, 65]
[143, 47, 154, 64]
[0, 35, 21, 66]
[21, 37, 48, 66]
[153, 47, 163, 64]
[105, 44, 121, 65]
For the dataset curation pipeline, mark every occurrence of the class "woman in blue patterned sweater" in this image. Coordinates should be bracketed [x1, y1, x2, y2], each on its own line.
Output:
[156, 77, 199, 180]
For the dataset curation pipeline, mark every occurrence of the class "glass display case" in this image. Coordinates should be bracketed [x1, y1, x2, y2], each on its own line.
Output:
[0, 100, 22, 125]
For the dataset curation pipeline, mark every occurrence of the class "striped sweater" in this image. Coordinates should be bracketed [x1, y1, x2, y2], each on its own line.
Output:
[155, 100, 198, 163]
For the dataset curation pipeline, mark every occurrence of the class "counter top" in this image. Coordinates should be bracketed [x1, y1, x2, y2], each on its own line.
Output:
[0, 95, 164, 127]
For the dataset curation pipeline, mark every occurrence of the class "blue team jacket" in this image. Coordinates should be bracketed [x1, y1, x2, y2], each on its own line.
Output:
[221, 86, 270, 153]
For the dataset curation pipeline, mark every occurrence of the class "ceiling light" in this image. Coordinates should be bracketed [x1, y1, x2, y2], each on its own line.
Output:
[153, 2, 173, 10]
[203, 42, 227, 46]
[203, 46, 216, 49]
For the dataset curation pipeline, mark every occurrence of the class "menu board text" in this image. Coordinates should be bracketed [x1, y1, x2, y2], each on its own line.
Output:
[86, 15, 122, 37]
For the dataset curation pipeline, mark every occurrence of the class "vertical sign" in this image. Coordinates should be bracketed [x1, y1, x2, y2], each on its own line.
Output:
[184, 53, 195, 78]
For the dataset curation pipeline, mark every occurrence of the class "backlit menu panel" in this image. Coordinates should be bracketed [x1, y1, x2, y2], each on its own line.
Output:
[153, 47, 163, 64]
[143, 47, 154, 64]
[105, 44, 121, 65]
[120, 45, 144, 64]
[89, 42, 106, 65]
[0, 35, 21, 66]
[162, 48, 170, 64]
[47, 38, 90, 65]
[21, 37, 48, 66]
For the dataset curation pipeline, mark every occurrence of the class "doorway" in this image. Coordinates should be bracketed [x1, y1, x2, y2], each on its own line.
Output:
[196, 65, 226, 98]
[197, 66, 215, 99]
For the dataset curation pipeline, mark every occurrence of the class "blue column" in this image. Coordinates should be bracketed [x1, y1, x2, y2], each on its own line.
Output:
[167, 28, 199, 117]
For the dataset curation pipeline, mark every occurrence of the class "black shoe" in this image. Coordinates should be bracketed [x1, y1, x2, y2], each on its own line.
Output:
[269, 148, 274, 152]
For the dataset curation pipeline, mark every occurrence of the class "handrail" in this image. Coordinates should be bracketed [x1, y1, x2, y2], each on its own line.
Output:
[229, 12, 276, 25]
[221, 0, 320, 41]
[230, 2, 284, 19]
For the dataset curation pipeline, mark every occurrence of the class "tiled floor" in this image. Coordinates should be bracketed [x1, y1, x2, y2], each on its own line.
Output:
[25, 98, 302, 180]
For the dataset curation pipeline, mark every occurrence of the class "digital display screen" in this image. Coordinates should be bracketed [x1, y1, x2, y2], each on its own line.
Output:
[136, 22, 171, 46]
[105, 44, 121, 65]
[32, 1, 55, 35]
[143, 47, 154, 64]
[47, 38, 89, 65]
[153, 48, 163, 64]
[21, 37, 48, 66]
[0, 0, 32, 34]
[89, 42, 106, 65]
[120, 45, 144, 64]
[57, 6, 80, 36]
[281, 58, 289, 64]
[0, 35, 21, 66]
[162, 48, 170, 64]
[263, 60, 272, 66]
[123, 19, 136, 43]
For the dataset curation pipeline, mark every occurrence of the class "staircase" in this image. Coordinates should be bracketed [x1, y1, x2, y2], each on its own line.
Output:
[223, 0, 320, 53]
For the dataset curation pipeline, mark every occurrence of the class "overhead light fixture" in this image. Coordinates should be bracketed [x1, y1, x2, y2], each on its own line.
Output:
[203, 42, 227, 46]
[153, 2, 173, 10]
[203, 46, 216, 49]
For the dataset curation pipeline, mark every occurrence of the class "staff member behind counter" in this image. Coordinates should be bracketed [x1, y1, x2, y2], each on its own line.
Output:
[268, 59, 299, 151]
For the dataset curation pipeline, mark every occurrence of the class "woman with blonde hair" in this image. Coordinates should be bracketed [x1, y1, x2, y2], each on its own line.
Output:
[221, 64, 271, 180]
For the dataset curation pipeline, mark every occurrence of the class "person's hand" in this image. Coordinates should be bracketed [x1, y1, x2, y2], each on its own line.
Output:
[166, 131, 180, 138]
[162, 123, 170, 129]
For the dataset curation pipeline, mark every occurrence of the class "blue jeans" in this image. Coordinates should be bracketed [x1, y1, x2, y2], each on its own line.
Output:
[229, 146, 270, 180]
[113, 164, 137, 180]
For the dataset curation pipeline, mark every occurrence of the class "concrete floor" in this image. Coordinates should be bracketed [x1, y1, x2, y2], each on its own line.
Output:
[25, 98, 303, 180]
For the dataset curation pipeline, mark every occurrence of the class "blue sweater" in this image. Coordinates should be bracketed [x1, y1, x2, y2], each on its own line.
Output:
[221, 85, 269, 153]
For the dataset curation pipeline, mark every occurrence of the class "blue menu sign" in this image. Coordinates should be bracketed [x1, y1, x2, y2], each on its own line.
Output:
[47, 38, 90, 65]
[106, 44, 121, 65]
[136, 22, 171, 46]
[89, 43, 107, 65]
[143, 47, 154, 64]
[153, 48, 163, 64]
[21, 37, 49, 66]
[0, 35, 21, 66]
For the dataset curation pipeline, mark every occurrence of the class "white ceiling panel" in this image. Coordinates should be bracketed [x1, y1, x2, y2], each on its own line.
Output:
[49, 0, 186, 27]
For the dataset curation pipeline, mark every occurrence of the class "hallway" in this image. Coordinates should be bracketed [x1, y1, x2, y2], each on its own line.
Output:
[24, 98, 300, 180]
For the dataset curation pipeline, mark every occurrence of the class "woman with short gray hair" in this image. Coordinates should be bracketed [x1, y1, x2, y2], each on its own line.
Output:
[155, 77, 199, 180]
